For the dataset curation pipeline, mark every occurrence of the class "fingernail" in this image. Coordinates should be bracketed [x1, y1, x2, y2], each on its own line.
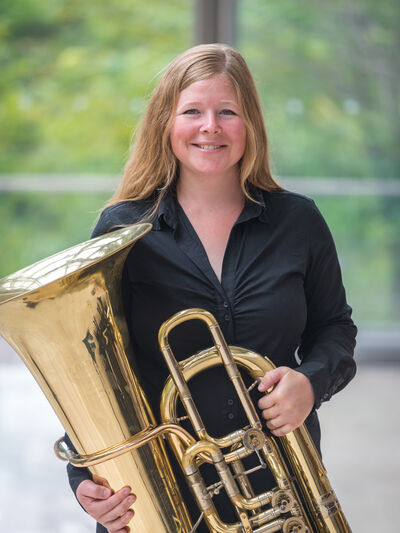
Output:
[103, 488, 111, 498]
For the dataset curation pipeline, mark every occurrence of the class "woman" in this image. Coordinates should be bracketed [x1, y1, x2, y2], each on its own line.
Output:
[67, 43, 357, 533]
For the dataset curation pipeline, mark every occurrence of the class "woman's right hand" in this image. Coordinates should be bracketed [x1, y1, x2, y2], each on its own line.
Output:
[76, 475, 136, 533]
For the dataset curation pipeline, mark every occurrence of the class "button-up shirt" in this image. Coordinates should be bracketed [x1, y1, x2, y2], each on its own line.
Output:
[93, 185, 355, 415]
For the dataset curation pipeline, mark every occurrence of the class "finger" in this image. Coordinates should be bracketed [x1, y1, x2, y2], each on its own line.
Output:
[258, 367, 288, 393]
[270, 424, 293, 437]
[100, 493, 136, 523]
[104, 508, 135, 532]
[257, 390, 279, 413]
[257, 395, 277, 413]
[259, 404, 280, 421]
[98, 487, 134, 519]
[78, 479, 112, 501]
[107, 526, 130, 533]
[266, 415, 285, 432]
[261, 409, 277, 423]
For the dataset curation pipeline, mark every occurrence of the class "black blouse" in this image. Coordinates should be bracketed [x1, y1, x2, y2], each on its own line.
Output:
[67, 186, 357, 531]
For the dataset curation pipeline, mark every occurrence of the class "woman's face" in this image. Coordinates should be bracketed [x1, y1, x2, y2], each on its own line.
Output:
[170, 74, 246, 183]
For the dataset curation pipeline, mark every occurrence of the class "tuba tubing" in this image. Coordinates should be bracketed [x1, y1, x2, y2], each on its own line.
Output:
[158, 308, 352, 533]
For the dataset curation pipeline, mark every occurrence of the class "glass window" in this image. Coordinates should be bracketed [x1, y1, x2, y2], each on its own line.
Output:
[239, 1, 400, 331]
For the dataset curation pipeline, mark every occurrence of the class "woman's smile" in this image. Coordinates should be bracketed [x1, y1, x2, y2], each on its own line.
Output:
[194, 144, 225, 151]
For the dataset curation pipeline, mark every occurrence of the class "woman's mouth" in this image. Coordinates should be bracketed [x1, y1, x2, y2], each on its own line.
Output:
[194, 144, 225, 151]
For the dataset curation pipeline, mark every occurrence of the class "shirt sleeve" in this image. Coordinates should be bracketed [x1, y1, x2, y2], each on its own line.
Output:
[296, 201, 357, 409]
[64, 433, 93, 498]
[90, 201, 143, 238]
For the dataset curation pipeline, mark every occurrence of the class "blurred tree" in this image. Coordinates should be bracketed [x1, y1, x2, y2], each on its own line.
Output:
[0, 0, 191, 276]
[0, 0, 191, 172]
[337, 2, 400, 315]
[239, 0, 399, 179]
[0, 192, 108, 275]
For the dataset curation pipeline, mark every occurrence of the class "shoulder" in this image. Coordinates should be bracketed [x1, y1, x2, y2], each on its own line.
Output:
[262, 188, 321, 221]
[91, 200, 153, 238]
[261, 189, 333, 247]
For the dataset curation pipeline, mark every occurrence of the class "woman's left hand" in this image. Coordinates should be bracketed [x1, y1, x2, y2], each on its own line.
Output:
[257, 367, 315, 437]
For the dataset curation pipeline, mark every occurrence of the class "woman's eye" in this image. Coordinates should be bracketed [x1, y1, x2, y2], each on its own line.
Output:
[221, 109, 237, 116]
[183, 108, 199, 115]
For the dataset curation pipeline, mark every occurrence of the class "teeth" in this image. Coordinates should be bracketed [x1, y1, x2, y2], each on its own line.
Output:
[198, 144, 222, 150]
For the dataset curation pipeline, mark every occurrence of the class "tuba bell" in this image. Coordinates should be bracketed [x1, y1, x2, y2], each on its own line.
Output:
[0, 224, 351, 533]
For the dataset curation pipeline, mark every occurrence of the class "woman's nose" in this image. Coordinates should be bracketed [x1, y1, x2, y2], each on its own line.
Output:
[200, 112, 221, 134]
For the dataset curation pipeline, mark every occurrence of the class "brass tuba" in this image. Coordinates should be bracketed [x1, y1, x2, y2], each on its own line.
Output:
[0, 225, 351, 533]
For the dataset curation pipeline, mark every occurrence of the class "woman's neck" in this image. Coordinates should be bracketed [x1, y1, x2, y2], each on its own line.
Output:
[176, 170, 245, 212]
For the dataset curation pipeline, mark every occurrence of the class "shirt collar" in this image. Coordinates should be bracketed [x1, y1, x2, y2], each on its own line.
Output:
[153, 187, 179, 231]
[153, 184, 269, 231]
[237, 185, 270, 224]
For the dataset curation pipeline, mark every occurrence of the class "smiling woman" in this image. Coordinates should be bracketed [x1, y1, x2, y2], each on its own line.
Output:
[63, 44, 356, 533]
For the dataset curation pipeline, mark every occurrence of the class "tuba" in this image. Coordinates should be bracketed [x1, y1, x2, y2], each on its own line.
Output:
[0, 224, 351, 533]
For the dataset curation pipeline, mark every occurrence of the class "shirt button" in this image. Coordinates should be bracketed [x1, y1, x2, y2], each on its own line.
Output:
[224, 314, 230, 321]
[227, 413, 235, 420]
[223, 301, 229, 308]
[227, 399, 234, 406]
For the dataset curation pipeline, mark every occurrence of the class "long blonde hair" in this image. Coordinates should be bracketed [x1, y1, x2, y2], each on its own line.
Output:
[109, 43, 282, 210]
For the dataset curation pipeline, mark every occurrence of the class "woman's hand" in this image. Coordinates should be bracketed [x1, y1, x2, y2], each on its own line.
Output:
[257, 367, 315, 437]
[76, 475, 136, 533]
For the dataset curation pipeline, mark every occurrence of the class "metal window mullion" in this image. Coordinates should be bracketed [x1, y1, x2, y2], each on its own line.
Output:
[195, 0, 237, 46]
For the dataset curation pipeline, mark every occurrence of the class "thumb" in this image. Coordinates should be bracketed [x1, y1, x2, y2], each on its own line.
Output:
[93, 474, 113, 492]
[258, 366, 288, 392]
[92, 475, 113, 498]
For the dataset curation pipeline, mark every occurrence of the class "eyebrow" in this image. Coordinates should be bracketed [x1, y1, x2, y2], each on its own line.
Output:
[178, 100, 238, 107]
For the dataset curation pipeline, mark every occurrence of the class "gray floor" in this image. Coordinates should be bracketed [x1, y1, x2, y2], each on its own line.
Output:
[0, 337, 398, 533]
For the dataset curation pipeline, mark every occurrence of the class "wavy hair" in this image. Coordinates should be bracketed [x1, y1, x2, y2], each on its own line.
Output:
[108, 43, 282, 210]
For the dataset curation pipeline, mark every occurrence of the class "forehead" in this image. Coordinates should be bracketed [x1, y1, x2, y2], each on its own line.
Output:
[177, 74, 238, 103]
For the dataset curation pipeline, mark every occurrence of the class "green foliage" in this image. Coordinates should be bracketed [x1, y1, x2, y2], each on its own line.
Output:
[0, 0, 191, 172]
[315, 195, 399, 325]
[0, 192, 109, 276]
[239, 0, 400, 179]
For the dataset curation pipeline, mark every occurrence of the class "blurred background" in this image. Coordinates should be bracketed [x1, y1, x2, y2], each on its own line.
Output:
[0, 1, 399, 532]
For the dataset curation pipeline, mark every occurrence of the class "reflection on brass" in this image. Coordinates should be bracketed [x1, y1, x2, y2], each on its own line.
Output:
[0, 227, 352, 533]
